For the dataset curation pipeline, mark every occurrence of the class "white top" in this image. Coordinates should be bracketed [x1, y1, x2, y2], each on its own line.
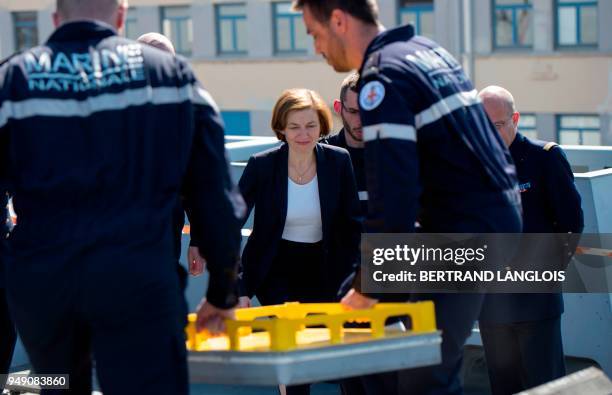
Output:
[282, 176, 323, 243]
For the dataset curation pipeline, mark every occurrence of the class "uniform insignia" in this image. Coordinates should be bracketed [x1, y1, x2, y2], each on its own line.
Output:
[543, 142, 558, 151]
[359, 81, 386, 111]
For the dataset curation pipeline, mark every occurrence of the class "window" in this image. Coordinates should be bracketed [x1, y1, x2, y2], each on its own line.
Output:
[558, 115, 601, 145]
[221, 111, 251, 135]
[519, 114, 537, 140]
[493, 0, 533, 48]
[273, 2, 308, 54]
[398, 1, 434, 39]
[161, 6, 193, 56]
[13, 12, 38, 51]
[216, 3, 248, 55]
[125, 9, 139, 40]
[556, 0, 597, 47]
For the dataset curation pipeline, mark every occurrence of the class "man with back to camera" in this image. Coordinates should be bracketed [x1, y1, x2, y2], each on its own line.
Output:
[0, 1, 244, 393]
[478, 86, 584, 395]
[294, 1, 523, 394]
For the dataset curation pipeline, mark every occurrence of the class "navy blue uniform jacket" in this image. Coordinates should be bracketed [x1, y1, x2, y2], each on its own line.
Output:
[238, 143, 362, 299]
[480, 133, 584, 323]
[351, 26, 522, 295]
[0, 21, 244, 308]
[350, 25, 524, 293]
[356, 26, 521, 236]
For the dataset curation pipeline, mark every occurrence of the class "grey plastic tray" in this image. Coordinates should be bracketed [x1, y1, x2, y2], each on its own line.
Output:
[188, 331, 442, 386]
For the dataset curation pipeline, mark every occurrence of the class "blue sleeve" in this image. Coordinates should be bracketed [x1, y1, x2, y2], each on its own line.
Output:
[359, 67, 421, 233]
[181, 65, 246, 309]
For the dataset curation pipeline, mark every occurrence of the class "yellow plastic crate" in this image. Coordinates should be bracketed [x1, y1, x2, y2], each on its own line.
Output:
[186, 301, 436, 352]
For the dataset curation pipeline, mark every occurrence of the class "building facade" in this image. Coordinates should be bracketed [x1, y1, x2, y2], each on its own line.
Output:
[1, 0, 611, 145]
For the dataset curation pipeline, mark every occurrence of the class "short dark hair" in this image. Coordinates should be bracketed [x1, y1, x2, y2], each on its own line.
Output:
[340, 72, 360, 104]
[57, 0, 123, 20]
[293, 0, 379, 25]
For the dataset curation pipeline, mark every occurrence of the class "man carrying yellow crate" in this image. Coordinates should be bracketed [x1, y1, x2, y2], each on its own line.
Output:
[295, 1, 523, 394]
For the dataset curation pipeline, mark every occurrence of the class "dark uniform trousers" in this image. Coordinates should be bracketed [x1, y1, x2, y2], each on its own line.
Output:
[6, 246, 189, 395]
[480, 317, 565, 395]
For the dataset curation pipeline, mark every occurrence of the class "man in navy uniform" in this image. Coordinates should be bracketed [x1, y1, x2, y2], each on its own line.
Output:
[327, 72, 368, 214]
[0, 0, 244, 393]
[296, 1, 522, 394]
[478, 86, 584, 395]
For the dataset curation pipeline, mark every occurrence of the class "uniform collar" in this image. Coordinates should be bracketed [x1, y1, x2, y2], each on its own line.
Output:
[364, 25, 415, 57]
[47, 20, 117, 43]
[509, 132, 526, 157]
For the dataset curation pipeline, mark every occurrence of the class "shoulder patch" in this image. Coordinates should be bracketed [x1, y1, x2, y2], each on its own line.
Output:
[543, 142, 558, 152]
[359, 80, 386, 111]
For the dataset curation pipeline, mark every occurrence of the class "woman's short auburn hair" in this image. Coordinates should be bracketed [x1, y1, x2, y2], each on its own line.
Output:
[271, 88, 333, 141]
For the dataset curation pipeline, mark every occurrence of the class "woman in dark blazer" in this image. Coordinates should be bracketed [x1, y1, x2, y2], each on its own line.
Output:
[237, 88, 362, 309]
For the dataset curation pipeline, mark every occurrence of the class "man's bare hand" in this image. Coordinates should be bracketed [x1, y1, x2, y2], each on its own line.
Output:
[188, 246, 206, 276]
[341, 288, 378, 310]
[195, 299, 235, 335]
